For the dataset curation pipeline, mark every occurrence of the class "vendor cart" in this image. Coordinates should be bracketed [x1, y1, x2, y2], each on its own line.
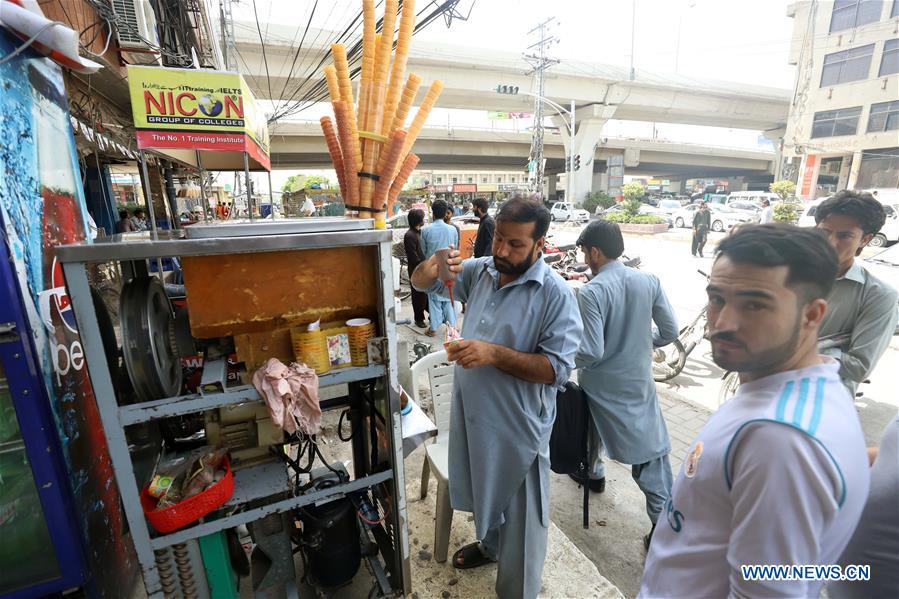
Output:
[56, 219, 410, 598]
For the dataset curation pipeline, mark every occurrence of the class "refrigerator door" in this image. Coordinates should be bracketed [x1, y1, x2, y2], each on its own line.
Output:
[0, 364, 61, 594]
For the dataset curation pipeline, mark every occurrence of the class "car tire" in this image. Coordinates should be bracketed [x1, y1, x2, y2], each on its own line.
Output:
[869, 233, 888, 248]
[712, 220, 724, 232]
[675, 217, 684, 228]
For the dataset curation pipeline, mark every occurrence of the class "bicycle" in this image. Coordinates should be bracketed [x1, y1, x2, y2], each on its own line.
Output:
[652, 270, 710, 382]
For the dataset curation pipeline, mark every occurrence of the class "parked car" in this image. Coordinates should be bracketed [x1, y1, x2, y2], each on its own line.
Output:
[800, 197, 899, 247]
[656, 199, 683, 216]
[727, 201, 763, 214]
[550, 202, 590, 223]
[672, 203, 758, 231]
[727, 191, 780, 205]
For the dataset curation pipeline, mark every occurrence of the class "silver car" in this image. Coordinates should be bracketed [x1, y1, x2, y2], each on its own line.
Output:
[672, 203, 758, 231]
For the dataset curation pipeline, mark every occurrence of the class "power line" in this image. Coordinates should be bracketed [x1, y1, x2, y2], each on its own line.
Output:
[251, 0, 275, 104]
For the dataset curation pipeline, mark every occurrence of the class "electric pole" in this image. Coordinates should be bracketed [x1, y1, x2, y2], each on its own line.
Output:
[220, 0, 237, 71]
[523, 18, 559, 197]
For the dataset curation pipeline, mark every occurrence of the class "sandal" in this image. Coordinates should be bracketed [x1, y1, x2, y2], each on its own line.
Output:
[452, 542, 495, 570]
[424, 329, 436, 337]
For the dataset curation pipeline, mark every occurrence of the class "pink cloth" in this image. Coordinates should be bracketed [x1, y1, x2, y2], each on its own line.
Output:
[251, 358, 321, 435]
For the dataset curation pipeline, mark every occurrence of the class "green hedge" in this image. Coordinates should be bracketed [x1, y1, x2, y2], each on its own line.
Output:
[601, 212, 667, 225]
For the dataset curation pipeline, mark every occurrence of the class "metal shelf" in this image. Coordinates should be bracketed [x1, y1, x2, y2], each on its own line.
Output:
[148, 469, 394, 550]
[118, 364, 386, 426]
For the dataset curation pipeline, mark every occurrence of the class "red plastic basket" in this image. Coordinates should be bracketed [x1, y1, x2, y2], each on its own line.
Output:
[140, 456, 234, 534]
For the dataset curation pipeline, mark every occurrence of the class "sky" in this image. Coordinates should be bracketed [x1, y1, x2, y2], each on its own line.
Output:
[229, 0, 801, 188]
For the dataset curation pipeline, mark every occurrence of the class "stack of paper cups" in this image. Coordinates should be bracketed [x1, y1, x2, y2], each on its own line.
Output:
[291, 327, 331, 374]
[346, 318, 376, 366]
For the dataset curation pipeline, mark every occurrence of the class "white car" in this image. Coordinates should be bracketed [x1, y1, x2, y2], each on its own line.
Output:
[800, 197, 899, 247]
[656, 199, 683, 216]
[673, 203, 758, 231]
[550, 202, 590, 223]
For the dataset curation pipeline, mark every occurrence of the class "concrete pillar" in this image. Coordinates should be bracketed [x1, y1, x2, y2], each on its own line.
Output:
[763, 126, 786, 180]
[837, 154, 852, 190]
[846, 150, 863, 190]
[555, 105, 617, 205]
[546, 174, 558, 201]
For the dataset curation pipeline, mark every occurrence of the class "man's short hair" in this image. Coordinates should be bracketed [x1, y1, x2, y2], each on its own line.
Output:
[432, 199, 449, 221]
[814, 190, 886, 236]
[496, 193, 550, 240]
[134, 208, 146, 217]
[472, 197, 488, 213]
[119, 210, 129, 219]
[715, 223, 837, 302]
[761, 199, 770, 206]
[407, 208, 424, 229]
[577, 220, 624, 259]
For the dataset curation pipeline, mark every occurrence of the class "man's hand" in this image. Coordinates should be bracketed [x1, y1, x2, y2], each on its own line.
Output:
[446, 339, 497, 369]
[411, 245, 463, 290]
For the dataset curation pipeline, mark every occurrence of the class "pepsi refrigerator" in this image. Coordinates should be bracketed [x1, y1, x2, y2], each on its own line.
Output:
[0, 31, 138, 597]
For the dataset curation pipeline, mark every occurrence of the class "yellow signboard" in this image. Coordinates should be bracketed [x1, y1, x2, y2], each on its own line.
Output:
[127, 66, 270, 169]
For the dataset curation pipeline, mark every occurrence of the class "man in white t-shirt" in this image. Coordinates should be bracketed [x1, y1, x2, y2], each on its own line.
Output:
[640, 223, 870, 598]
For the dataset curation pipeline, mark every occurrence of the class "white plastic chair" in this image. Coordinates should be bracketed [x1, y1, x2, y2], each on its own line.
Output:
[410, 349, 455, 562]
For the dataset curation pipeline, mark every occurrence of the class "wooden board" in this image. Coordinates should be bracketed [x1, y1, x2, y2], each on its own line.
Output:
[182, 246, 380, 338]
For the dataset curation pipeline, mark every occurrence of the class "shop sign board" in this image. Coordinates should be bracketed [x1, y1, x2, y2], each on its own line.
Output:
[452, 184, 477, 193]
[127, 65, 270, 169]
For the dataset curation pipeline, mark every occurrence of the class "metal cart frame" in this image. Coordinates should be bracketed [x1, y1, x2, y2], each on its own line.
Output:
[56, 226, 410, 598]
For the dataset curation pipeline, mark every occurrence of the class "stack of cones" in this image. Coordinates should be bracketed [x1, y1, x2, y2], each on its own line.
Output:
[319, 0, 443, 228]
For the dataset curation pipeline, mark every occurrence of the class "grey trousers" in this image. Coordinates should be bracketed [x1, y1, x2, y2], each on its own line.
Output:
[479, 457, 547, 599]
[589, 428, 673, 524]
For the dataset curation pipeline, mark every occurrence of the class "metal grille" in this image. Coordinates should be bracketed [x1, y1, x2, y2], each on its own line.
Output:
[110, 0, 146, 48]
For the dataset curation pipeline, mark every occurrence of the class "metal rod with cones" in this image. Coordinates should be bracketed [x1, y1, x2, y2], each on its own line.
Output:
[319, 0, 442, 228]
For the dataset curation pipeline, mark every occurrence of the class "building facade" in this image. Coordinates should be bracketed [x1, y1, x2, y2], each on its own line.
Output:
[785, 0, 899, 199]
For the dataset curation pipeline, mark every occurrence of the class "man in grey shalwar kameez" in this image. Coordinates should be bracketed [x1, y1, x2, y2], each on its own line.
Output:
[574, 220, 679, 549]
[412, 196, 582, 598]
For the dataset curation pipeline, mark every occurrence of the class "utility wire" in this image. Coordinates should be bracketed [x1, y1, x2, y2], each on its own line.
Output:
[251, 0, 275, 105]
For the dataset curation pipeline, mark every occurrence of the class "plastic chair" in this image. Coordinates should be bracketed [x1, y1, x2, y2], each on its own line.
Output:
[411, 349, 455, 562]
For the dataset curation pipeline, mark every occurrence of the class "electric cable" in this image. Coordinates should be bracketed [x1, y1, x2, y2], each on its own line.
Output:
[251, 0, 275, 103]
[0, 21, 64, 66]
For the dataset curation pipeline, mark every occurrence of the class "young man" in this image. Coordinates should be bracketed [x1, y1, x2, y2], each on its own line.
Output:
[691, 201, 710, 257]
[574, 220, 679, 548]
[420, 199, 460, 337]
[471, 197, 495, 258]
[814, 190, 898, 395]
[412, 195, 582, 599]
[115, 209, 136, 233]
[640, 224, 870, 598]
[131, 208, 148, 231]
[403, 208, 428, 329]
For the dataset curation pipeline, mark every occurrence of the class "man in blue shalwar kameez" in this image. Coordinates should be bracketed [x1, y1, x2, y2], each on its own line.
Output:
[412, 195, 582, 598]
[574, 220, 679, 549]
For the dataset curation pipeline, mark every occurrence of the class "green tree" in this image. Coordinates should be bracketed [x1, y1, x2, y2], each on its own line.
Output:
[281, 174, 305, 193]
[769, 180, 797, 201]
[304, 175, 329, 189]
[622, 182, 644, 217]
[281, 174, 330, 193]
[585, 191, 616, 215]
[773, 203, 799, 223]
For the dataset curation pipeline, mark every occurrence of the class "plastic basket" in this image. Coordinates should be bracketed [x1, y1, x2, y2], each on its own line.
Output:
[140, 456, 234, 534]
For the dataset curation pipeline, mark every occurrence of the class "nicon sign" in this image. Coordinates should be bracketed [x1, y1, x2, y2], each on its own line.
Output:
[127, 66, 270, 169]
